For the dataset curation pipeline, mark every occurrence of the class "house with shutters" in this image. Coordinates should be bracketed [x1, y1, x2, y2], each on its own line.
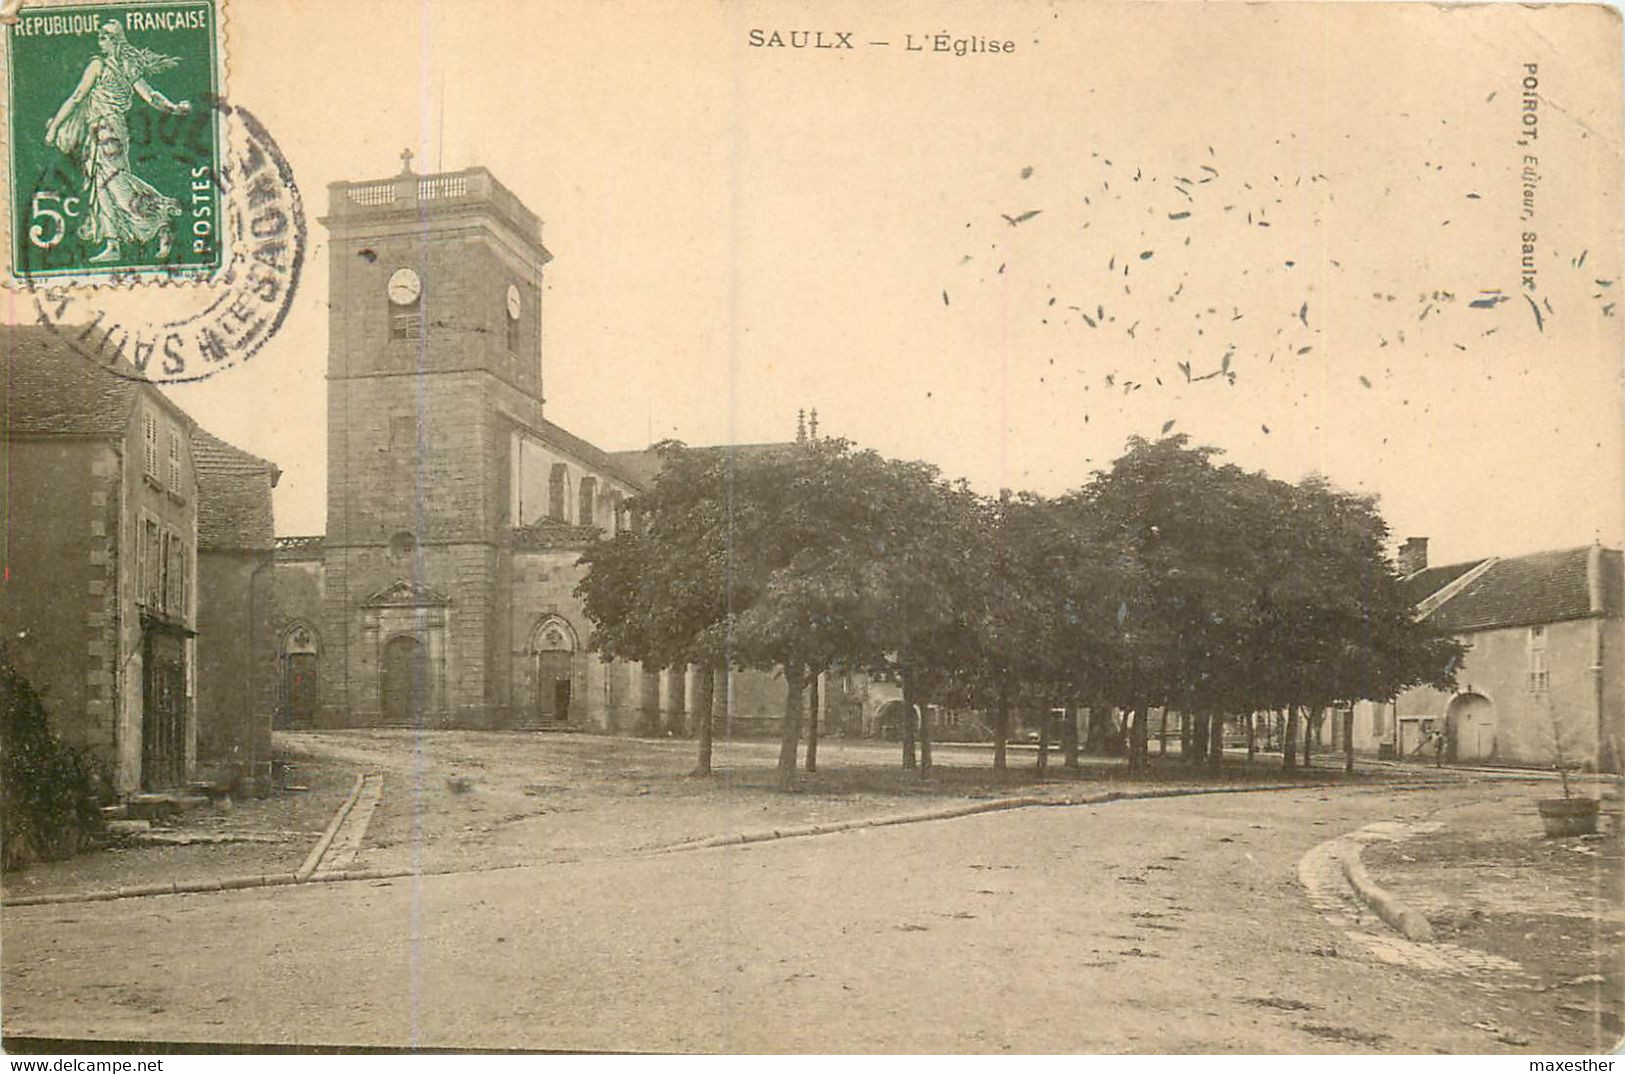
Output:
[1349, 539, 1624, 771]
[1, 326, 281, 794]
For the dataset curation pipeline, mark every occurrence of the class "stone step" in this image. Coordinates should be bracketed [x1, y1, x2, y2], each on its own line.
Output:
[124, 792, 210, 820]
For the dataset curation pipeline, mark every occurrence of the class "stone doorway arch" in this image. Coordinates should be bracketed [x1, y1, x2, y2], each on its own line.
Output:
[527, 615, 579, 726]
[1447, 692, 1496, 763]
[277, 621, 320, 729]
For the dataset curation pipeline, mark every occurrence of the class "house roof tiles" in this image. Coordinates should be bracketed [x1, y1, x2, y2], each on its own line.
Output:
[1400, 559, 1489, 607]
[193, 429, 280, 551]
[2, 325, 149, 437]
[1416, 545, 1620, 633]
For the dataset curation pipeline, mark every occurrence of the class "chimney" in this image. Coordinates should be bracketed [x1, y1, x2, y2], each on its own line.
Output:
[1398, 537, 1429, 576]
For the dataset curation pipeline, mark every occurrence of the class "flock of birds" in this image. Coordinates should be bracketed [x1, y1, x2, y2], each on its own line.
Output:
[937, 141, 1615, 438]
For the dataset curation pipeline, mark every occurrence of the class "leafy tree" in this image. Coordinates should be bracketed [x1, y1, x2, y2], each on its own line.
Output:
[1232, 472, 1466, 770]
[577, 442, 738, 775]
[1061, 437, 1463, 775]
[1066, 436, 1263, 771]
[1, 649, 107, 870]
[857, 471, 988, 774]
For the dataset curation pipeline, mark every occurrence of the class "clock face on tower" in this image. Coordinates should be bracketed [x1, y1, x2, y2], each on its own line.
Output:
[387, 267, 422, 306]
[506, 284, 521, 321]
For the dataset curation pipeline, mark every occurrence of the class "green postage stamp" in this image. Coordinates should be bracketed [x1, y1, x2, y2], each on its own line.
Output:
[4, 0, 224, 282]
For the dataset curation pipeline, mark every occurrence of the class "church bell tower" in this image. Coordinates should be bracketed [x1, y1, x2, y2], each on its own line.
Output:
[319, 153, 552, 727]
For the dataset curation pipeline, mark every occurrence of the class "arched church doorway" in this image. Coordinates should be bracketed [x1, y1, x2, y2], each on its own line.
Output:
[529, 617, 578, 725]
[381, 634, 428, 725]
[1447, 693, 1496, 762]
[278, 622, 320, 729]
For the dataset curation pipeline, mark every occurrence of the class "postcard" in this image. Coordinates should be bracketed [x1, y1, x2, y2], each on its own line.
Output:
[1, 0, 1620, 1057]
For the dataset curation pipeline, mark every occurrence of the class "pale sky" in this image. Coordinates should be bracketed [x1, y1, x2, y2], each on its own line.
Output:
[8, 0, 1622, 568]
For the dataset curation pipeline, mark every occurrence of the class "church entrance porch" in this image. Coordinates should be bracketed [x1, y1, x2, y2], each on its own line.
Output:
[359, 581, 450, 727]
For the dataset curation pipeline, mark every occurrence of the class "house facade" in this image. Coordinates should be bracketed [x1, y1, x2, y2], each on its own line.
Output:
[2, 327, 285, 794]
[1351, 541, 1624, 771]
[3, 329, 201, 794]
[193, 430, 282, 784]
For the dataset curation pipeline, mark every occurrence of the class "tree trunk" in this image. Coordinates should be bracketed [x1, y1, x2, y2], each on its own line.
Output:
[1107, 707, 1127, 757]
[1208, 711, 1224, 770]
[1302, 706, 1317, 769]
[901, 672, 918, 769]
[1343, 706, 1355, 774]
[1246, 711, 1257, 761]
[777, 667, 806, 791]
[919, 693, 934, 775]
[1063, 704, 1080, 770]
[806, 672, 820, 773]
[691, 664, 716, 777]
[639, 666, 661, 736]
[1158, 708, 1169, 756]
[665, 666, 688, 737]
[993, 681, 1010, 771]
[1036, 706, 1051, 773]
[1282, 705, 1299, 772]
[1085, 705, 1109, 754]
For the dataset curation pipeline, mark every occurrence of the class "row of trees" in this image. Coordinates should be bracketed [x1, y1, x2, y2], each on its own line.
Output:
[576, 434, 1463, 789]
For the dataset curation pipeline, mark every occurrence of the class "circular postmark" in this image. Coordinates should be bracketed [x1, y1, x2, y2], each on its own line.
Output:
[20, 101, 305, 384]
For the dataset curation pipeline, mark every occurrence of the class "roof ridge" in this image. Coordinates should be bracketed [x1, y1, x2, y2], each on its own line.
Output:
[1415, 556, 1498, 622]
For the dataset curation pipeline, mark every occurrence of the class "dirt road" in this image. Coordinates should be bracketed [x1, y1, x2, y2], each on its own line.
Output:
[3, 780, 1608, 1053]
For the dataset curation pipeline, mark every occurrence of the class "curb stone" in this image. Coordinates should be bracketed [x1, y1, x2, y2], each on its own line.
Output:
[1343, 850, 1436, 942]
[1300, 818, 1526, 978]
[646, 778, 1460, 855]
[1, 775, 1465, 908]
[296, 772, 366, 881]
[2, 865, 423, 907]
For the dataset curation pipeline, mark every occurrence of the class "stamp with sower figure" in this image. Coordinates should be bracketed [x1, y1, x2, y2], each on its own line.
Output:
[7, 1, 223, 281]
[4, 0, 306, 384]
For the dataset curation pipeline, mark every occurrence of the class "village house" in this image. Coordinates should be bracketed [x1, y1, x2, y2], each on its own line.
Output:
[1, 326, 280, 794]
[1349, 538, 1624, 771]
[192, 430, 282, 787]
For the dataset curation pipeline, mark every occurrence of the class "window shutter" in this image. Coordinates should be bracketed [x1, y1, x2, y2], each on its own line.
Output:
[167, 425, 182, 489]
[143, 410, 159, 476]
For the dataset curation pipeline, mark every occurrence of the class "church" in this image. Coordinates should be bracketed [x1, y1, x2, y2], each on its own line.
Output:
[269, 157, 850, 735]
